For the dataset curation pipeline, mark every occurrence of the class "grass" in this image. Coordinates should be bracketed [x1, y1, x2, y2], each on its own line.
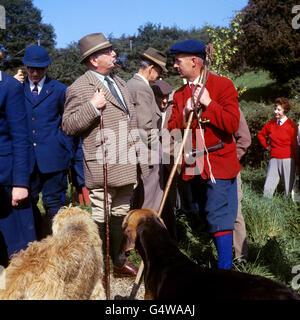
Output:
[36, 163, 300, 295]
[176, 166, 300, 295]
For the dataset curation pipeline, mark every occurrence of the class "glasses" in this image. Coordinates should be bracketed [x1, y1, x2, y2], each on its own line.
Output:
[26, 66, 47, 73]
[97, 47, 114, 56]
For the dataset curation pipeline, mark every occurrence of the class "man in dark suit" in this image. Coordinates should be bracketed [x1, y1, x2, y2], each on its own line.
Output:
[0, 51, 36, 266]
[21, 45, 73, 238]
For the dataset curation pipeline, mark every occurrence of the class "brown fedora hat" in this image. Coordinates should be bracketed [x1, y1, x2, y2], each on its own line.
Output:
[78, 33, 112, 63]
[141, 47, 168, 73]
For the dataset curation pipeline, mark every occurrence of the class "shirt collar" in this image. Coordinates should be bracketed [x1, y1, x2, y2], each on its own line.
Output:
[279, 116, 288, 125]
[29, 76, 46, 93]
[188, 75, 201, 88]
[136, 73, 150, 86]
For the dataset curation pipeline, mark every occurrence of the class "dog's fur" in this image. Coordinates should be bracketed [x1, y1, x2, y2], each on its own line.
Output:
[0, 207, 105, 300]
[119, 208, 300, 300]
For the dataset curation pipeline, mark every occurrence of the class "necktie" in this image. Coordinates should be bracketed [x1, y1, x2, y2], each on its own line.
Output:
[32, 84, 39, 100]
[105, 77, 129, 116]
[278, 120, 281, 126]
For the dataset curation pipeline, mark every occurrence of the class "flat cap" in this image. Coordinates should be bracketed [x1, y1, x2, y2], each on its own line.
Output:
[151, 80, 173, 97]
[169, 40, 206, 59]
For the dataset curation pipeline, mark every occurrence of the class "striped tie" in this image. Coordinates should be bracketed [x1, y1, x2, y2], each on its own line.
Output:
[32, 84, 38, 100]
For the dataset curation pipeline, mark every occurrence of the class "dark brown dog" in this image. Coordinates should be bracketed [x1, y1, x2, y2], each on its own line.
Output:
[119, 208, 300, 300]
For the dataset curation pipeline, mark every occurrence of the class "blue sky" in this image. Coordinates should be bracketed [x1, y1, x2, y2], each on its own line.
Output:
[33, 0, 248, 48]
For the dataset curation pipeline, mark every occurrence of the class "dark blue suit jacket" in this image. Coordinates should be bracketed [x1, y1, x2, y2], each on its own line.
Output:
[0, 72, 36, 258]
[24, 76, 74, 174]
[0, 72, 30, 187]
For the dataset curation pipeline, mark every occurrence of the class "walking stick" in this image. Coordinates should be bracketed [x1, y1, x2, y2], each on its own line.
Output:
[98, 89, 111, 300]
[129, 44, 214, 299]
[68, 168, 76, 206]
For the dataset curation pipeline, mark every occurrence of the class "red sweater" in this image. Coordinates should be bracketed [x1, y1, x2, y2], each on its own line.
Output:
[258, 118, 298, 163]
[168, 72, 241, 181]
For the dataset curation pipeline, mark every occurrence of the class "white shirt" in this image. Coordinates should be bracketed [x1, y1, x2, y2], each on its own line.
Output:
[29, 76, 46, 94]
[135, 73, 150, 86]
[278, 116, 288, 126]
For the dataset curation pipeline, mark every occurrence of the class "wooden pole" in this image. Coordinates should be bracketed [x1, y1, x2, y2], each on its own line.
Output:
[98, 91, 110, 300]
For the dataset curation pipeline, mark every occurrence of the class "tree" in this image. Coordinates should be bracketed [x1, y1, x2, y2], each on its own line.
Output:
[110, 23, 210, 88]
[206, 13, 243, 77]
[229, 0, 300, 96]
[0, 0, 56, 72]
[48, 43, 86, 86]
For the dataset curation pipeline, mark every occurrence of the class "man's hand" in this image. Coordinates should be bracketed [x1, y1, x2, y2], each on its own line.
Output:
[11, 187, 28, 207]
[90, 89, 106, 110]
[193, 83, 212, 107]
[14, 69, 24, 84]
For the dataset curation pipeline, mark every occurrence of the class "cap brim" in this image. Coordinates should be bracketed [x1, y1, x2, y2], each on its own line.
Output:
[140, 53, 168, 73]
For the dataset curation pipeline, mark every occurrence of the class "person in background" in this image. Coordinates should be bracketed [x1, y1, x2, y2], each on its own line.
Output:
[233, 109, 251, 264]
[20, 45, 74, 239]
[68, 138, 90, 207]
[127, 48, 168, 213]
[258, 97, 298, 198]
[0, 50, 36, 266]
[151, 79, 177, 239]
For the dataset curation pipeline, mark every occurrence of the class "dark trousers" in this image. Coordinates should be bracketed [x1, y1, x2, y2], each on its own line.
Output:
[190, 177, 238, 234]
[30, 164, 68, 238]
[0, 186, 36, 262]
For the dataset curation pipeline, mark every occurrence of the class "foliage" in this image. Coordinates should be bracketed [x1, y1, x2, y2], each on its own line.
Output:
[229, 0, 300, 97]
[0, 0, 56, 72]
[206, 13, 243, 77]
[110, 22, 210, 89]
[48, 43, 86, 86]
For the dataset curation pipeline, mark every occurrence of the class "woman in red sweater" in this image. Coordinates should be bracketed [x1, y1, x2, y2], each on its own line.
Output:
[258, 97, 298, 198]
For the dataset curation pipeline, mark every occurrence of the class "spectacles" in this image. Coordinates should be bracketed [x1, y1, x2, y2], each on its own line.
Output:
[98, 47, 114, 55]
[26, 66, 47, 73]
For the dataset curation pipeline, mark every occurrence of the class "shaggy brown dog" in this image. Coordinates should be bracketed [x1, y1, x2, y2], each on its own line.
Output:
[0, 207, 105, 300]
[119, 208, 300, 300]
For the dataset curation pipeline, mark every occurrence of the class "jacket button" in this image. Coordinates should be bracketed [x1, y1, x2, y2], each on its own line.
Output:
[32, 117, 36, 121]
[33, 143, 37, 146]
[32, 130, 36, 134]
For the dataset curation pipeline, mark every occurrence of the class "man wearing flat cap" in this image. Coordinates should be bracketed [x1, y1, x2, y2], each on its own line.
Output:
[19, 45, 74, 239]
[127, 47, 167, 213]
[168, 39, 241, 269]
[62, 33, 139, 278]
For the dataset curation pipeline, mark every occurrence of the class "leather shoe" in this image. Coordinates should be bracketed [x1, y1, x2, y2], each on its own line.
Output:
[113, 262, 138, 278]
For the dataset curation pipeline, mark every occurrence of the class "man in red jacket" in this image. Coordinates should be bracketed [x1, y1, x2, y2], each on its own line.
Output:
[168, 40, 241, 269]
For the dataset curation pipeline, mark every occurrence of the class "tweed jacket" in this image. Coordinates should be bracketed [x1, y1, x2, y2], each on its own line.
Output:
[127, 74, 161, 174]
[234, 109, 251, 161]
[168, 72, 241, 181]
[62, 70, 139, 189]
[24, 76, 74, 174]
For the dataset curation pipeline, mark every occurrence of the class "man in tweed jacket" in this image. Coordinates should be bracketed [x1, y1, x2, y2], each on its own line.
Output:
[127, 48, 167, 213]
[62, 33, 138, 278]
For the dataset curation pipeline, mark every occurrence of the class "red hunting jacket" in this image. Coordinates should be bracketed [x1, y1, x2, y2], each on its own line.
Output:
[168, 72, 241, 181]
